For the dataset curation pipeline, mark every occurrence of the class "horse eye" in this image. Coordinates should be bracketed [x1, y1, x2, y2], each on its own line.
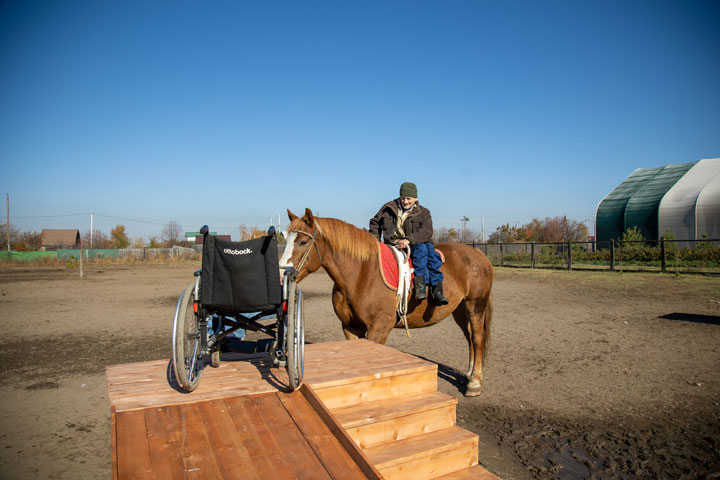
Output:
[299, 240, 308, 246]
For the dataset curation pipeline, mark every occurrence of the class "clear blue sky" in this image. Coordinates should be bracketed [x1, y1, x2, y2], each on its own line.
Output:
[2, 0, 718, 241]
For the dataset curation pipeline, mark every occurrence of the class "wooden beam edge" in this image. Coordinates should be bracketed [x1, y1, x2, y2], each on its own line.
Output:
[298, 383, 385, 480]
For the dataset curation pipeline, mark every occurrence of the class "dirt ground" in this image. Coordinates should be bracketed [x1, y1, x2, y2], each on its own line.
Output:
[0, 262, 719, 479]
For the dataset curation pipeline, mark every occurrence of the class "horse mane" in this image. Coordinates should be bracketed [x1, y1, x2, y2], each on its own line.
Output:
[289, 216, 377, 263]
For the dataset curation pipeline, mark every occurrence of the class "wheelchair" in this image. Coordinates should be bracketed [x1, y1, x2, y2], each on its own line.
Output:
[171, 225, 304, 392]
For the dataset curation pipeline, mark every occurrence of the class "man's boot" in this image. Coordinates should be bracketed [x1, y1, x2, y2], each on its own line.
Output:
[414, 275, 427, 301]
[432, 281, 449, 306]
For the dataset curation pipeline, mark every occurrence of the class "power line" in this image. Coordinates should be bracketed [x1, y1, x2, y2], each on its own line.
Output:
[12, 211, 275, 232]
[14, 213, 89, 218]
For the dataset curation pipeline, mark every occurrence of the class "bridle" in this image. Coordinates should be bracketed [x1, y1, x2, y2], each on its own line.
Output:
[291, 228, 322, 274]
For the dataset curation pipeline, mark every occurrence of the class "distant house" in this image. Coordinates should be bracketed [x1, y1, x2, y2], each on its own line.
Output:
[195, 234, 231, 245]
[185, 231, 217, 243]
[41, 229, 81, 250]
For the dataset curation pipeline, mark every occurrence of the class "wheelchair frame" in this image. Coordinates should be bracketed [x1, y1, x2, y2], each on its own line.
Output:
[171, 228, 305, 392]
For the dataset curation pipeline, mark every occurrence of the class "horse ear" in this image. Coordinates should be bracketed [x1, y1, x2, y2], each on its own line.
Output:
[304, 208, 314, 227]
[287, 209, 298, 221]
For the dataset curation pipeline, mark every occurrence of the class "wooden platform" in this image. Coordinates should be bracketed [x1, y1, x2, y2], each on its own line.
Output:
[107, 339, 500, 479]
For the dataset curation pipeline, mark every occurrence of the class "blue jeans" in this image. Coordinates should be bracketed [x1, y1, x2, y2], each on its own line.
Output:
[411, 242, 443, 286]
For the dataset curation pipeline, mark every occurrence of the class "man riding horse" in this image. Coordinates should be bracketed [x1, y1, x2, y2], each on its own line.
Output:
[369, 182, 449, 306]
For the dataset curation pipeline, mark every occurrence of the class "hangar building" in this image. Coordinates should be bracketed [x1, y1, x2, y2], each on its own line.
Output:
[595, 158, 720, 245]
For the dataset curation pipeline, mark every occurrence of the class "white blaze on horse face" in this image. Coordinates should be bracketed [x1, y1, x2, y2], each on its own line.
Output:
[279, 232, 297, 268]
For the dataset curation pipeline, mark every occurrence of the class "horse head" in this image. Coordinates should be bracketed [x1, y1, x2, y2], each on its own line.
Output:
[279, 208, 322, 281]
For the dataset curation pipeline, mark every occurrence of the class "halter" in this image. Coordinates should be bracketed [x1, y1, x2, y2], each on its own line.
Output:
[292, 228, 322, 274]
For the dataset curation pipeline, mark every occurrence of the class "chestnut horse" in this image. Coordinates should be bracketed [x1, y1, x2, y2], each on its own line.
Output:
[279, 208, 494, 396]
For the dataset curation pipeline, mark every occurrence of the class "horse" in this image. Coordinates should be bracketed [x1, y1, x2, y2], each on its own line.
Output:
[279, 208, 494, 396]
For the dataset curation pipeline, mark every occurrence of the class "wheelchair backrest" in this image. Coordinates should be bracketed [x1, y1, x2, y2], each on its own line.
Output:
[200, 235, 282, 313]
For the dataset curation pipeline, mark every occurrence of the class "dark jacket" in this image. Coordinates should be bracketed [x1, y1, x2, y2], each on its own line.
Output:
[369, 199, 434, 246]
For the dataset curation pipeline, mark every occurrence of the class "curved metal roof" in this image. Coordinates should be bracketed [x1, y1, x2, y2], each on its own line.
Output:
[595, 158, 719, 244]
[696, 164, 720, 240]
[658, 158, 720, 244]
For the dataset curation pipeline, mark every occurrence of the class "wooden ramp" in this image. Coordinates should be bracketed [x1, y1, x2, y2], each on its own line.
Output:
[107, 339, 500, 479]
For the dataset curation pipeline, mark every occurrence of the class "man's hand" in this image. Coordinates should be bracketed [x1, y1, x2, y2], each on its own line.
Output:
[397, 239, 410, 250]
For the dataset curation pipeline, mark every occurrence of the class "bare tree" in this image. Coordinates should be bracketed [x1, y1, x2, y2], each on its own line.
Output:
[238, 224, 249, 241]
[82, 230, 111, 248]
[161, 221, 184, 246]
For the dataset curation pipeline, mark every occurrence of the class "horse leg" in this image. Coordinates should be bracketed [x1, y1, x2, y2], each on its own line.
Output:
[364, 308, 396, 345]
[332, 285, 367, 340]
[458, 296, 493, 397]
[342, 324, 366, 340]
[451, 308, 474, 385]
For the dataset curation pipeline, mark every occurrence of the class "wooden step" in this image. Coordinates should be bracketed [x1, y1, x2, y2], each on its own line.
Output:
[433, 464, 501, 479]
[332, 391, 458, 449]
[312, 367, 438, 410]
[364, 426, 479, 480]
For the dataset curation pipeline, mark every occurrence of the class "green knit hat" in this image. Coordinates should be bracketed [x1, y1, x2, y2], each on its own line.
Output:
[399, 182, 418, 198]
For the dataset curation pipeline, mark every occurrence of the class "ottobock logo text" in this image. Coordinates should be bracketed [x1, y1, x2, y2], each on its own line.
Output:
[224, 248, 252, 255]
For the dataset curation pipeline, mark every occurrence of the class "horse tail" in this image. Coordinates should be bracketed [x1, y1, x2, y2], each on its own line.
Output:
[481, 294, 493, 361]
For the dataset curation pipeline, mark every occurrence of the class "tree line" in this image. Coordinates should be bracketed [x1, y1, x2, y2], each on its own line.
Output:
[0, 221, 276, 251]
[433, 216, 590, 244]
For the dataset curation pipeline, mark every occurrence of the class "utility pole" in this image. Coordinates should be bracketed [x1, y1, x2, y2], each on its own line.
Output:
[460, 216, 470, 243]
[90, 212, 94, 248]
[481, 217, 485, 243]
[6, 193, 10, 252]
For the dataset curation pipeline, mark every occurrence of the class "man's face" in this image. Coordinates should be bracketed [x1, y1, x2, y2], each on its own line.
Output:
[400, 196, 417, 209]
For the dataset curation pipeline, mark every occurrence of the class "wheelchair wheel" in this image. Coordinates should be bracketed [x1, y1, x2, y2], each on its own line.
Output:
[285, 279, 305, 390]
[172, 281, 204, 392]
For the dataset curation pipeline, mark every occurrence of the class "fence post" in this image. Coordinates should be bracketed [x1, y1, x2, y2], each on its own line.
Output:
[499, 241, 503, 267]
[660, 236, 666, 273]
[610, 240, 615, 271]
[531, 241, 535, 268]
[79, 248, 84, 278]
[568, 241, 572, 270]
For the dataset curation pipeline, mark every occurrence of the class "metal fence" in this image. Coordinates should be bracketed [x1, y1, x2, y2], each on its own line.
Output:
[469, 237, 720, 274]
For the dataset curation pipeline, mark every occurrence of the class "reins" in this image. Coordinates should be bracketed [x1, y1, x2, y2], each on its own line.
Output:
[292, 228, 322, 274]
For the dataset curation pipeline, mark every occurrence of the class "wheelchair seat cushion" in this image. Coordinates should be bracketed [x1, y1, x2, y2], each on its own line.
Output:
[200, 235, 281, 313]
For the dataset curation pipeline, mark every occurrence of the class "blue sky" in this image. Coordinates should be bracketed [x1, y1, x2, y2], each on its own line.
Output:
[1, 0, 718, 241]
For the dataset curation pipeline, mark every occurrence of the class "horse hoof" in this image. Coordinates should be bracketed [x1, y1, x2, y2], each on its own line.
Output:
[464, 381, 482, 396]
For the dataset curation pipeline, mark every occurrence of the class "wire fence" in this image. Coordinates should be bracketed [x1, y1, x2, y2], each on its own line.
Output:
[469, 237, 720, 274]
[2, 246, 201, 263]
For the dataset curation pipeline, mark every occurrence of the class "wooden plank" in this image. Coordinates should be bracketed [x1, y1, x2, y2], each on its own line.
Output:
[115, 410, 154, 479]
[377, 443, 478, 480]
[346, 404, 457, 450]
[365, 427, 477, 468]
[433, 465, 502, 480]
[364, 427, 478, 480]
[194, 399, 261, 479]
[110, 408, 118, 480]
[279, 390, 370, 480]
[143, 406, 187, 479]
[332, 391, 457, 428]
[251, 392, 333, 479]
[299, 384, 384, 480]
[170, 402, 223, 478]
[224, 395, 298, 479]
[313, 371, 437, 410]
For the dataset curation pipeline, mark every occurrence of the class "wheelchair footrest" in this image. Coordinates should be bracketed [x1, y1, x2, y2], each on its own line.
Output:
[221, 339, 257, 354]
[221, 338, 276, 355]
[255, 338, 275, 353]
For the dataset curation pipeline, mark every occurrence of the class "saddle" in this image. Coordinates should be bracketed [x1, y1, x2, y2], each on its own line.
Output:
[378, 243, 413, 336]
[377, 243, 446, 337]
[378, 242, 446, 291]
